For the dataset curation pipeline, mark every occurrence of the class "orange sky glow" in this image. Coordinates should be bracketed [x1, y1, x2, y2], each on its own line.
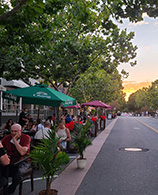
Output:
[123, 81, 151, 101]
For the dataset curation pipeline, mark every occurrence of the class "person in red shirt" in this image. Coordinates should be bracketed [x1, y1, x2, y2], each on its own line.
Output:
[1, 123, 31, 194]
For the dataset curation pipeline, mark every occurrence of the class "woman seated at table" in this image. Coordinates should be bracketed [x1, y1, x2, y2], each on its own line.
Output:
[3, 119, 14, 132]
[25, 119, 35, 132]
[56, 121, 71, 150]
[0, 141, 10, 195]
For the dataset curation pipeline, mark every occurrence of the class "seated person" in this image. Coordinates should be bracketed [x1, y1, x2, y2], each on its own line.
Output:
[26, 114, 33, 122]
[34, 121, 51, 140]
[0, 142, 10, 195]
[76, 115, 83, 125]
[56, 121, 71, 150]
[71, 115, 77, 122]
[65, 114, 72, 124]
[3, 119, 14, 132]
[60, 115, 66, 125]
[33, 119, 44, 133]
[25, 119, 35, 132]
[1, 124, 31, 194]
[46, 116, 54, 127]
[51, 113, 56, 124]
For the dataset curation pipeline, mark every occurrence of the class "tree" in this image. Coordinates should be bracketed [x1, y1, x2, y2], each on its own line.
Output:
[147, 80, 158, 111]
[127, 92, 137, 112]
[1, 0, 158, 23]
[135, 88, 148, 109]
[110, 91, 127, 112]
[127, 87, 149, 113]
[69, 67, 123, 104]
[0, 0, 27, 22]
[1, 0, 158, 92]
[0, 0, 137, 92]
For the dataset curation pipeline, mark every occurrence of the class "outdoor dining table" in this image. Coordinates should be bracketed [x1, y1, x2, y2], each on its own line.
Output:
[0, 129, 10, 140]
[10, 155, 30, 166]
[22, 130, 35, 137]
[0, 130, 4, 140]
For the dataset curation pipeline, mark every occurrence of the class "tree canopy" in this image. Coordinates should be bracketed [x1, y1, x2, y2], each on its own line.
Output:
[0, 0, 139, 90]
[147, 80, 158, 111]
[127, 80, 158, 113]
[69, 67, 123, 103]
[0, 0, 158, 97]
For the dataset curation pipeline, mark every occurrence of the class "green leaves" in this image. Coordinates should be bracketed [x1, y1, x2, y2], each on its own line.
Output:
[72, 121, 92, 159]
[146, 80, 158, 111]
[0, 1, 137, 87]
[69, 67, 123, 104]
[127, 79, 158, 113]
[29, 130, 70, 183]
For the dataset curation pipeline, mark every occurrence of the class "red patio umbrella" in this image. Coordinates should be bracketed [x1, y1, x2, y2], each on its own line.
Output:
[64, 105, 80, 109]
[81, 100, 112, 108]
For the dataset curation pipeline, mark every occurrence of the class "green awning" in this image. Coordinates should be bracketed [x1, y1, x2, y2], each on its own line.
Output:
[3, 84, 76, 107]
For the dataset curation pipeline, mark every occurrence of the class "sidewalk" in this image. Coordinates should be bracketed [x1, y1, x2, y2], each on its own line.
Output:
[51, 118, 118, 195]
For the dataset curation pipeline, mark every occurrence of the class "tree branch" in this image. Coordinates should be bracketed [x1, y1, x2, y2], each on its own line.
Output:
[66, 73, 80, 95]
[0, 0, 27, 22]
[21, 66, 59, 91]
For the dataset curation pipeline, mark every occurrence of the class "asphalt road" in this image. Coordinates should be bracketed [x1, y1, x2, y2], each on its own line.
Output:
[76, 116, 158, 195]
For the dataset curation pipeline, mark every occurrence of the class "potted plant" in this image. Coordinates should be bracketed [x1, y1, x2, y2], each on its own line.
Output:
[29, 129, 70, 195]
[72, 121, 92, 169]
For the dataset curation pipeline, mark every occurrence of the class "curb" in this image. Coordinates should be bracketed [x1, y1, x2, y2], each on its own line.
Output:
[51, 118, 118, 195]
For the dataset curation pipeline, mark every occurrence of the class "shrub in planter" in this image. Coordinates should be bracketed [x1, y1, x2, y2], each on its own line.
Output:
[30, 129, 70, 195]
[72, 121, 92, 168]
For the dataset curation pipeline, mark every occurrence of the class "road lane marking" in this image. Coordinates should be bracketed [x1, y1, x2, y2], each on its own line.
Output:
[135, 118, 158, 133]
[8, 175, 59, 185]
[133, 127, 140, 130]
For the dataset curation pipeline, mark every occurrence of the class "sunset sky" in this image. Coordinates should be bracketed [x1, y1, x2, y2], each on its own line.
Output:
[117, 13, 158, 101]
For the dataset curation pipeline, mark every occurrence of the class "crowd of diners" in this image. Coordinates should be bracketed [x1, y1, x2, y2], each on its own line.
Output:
[0, 108, 106, 195]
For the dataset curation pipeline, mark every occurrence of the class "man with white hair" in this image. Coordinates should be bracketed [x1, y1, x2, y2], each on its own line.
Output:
[1, 123, 31, 194]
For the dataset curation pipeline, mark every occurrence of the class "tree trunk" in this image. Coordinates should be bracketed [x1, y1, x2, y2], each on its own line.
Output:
[46, 176, 51, 195]
[80, 153, 83, 159]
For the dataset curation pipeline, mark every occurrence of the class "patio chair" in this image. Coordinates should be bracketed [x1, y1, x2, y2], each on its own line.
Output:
[19, 165, 34, 195]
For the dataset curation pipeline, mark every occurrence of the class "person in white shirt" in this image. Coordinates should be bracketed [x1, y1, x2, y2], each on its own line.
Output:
[34, 121, 51, 139]
[33, 119, 44, 133]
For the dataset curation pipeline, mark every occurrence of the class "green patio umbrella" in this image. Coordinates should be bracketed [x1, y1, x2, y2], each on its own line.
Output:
[3, 84, 76, 107]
